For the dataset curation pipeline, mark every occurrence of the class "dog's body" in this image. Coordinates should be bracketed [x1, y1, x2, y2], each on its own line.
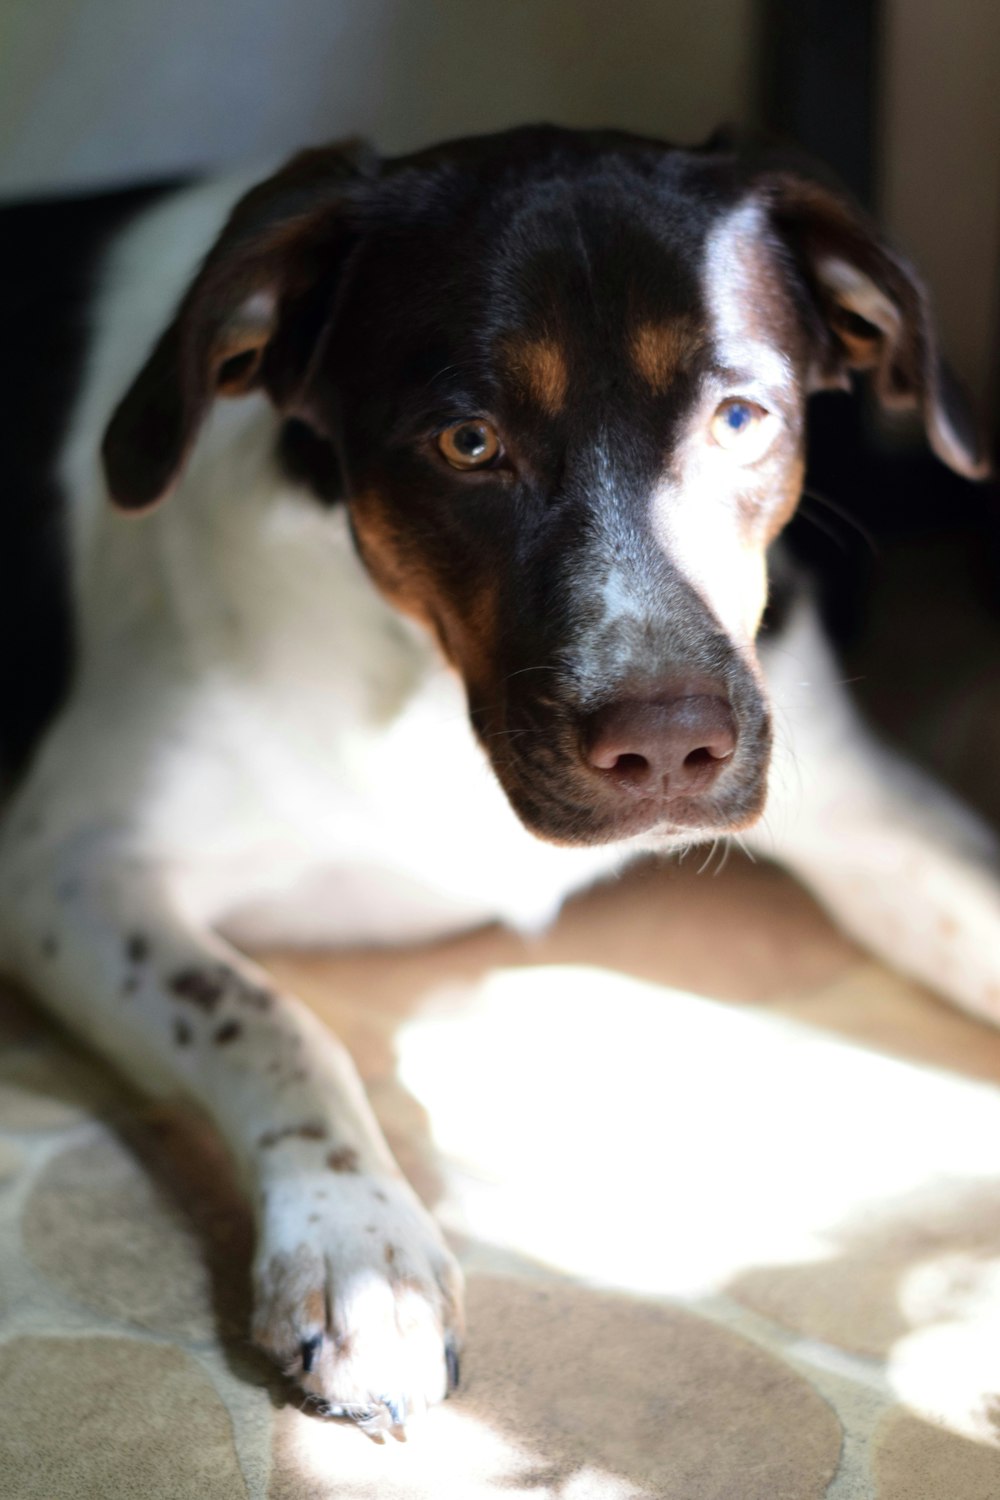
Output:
[1, 127, 998, 1432]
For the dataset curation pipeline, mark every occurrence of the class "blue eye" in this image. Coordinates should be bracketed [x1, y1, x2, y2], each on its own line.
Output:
[710, 398, 768, 452]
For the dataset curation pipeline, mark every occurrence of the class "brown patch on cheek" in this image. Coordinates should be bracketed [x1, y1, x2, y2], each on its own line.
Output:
[352, 487, 502, 697]
[630, 320, 700, 393]
[451, 579, 501, 704]
[350, 490, 442, 632]
[502, 336, 569, 414]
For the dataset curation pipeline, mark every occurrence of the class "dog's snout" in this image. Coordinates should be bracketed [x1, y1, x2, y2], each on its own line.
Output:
[583, 692, 737, 799]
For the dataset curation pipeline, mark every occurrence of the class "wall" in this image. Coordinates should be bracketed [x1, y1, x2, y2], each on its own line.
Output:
[0, 0, 756, 192]
[882, 0, 1000, 404]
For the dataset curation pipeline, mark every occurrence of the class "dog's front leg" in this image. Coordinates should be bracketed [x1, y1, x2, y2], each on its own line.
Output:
[0, 832, 463, 1432]
[753, 598, 1000, 1028]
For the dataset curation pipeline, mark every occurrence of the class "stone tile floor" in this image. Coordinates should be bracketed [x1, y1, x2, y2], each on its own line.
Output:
[1, 854, 999, 1498]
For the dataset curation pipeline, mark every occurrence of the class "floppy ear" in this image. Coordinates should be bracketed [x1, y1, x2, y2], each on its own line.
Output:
[760, 170, 989, 480]
[102, 141, 376, 512]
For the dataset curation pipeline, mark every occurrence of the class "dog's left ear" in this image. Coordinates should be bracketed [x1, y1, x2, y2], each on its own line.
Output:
[102, 141, 377, 512]
[760, 171, 990, 479]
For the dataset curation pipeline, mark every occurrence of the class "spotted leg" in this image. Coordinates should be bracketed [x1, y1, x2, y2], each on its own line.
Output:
[753, 596, 1000, 1026]
[0, 828, 463, 1434]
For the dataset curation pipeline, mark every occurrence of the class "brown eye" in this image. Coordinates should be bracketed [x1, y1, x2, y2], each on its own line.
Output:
[438, 420, 502, 470]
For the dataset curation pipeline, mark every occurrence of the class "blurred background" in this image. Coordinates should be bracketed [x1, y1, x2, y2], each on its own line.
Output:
[1, 0, 997, 412]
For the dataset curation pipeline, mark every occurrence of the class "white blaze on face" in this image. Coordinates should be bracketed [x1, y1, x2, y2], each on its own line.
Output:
[651, 198, 797, 645]
[652, 471, 770, 643]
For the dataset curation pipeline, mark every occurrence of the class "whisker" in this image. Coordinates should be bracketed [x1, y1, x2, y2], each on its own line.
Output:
[500, 662, 561, 686]
[801, 485, 878, 554]
[796, 500, 852, 553]
[697, 838, 719, 876]
[733, 832, 756, 865]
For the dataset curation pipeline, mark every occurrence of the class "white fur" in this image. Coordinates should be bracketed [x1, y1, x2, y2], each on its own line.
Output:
[748, 599, 1000, 1026]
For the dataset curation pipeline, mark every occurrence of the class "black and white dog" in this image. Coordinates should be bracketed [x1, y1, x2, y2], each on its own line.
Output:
[0, 126, 994, 1433]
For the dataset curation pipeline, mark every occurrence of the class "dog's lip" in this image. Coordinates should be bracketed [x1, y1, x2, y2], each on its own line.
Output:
[587, 795, 760, 842]
[503, 776, 766, 846]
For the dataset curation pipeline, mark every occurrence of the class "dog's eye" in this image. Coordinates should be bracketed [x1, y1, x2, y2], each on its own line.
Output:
[438, 420, 502, 470]
[710, 398, 772, 458]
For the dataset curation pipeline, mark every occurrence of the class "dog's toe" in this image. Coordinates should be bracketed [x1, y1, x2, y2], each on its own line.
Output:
[252, 1173, 464, 1433]
[299, 1333, 323, 1373]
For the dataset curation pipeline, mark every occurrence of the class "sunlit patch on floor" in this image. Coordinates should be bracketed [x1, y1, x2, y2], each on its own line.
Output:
[395, 965, 1000, 1295]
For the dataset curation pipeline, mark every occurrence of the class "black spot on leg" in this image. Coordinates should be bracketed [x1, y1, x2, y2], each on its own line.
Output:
[126, 932, 149, 964]
[40, 934, 57, 959]
[327, 1147, 360, 1174]
[373, 1188, 387, 1203]
[174, 1018, 193, 1046]
[213, 1019, 242, 1045]
[169, 966, 226, 1012]
[236, 982, 274, 1012]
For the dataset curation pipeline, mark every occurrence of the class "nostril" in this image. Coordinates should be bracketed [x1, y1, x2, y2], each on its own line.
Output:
[602, 750, 654, 789]
[684, 744, 731, 771]
[613, 753, 650, 776]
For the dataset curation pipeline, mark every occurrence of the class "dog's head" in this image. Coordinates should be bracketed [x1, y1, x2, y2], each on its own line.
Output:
[103, 127, 987, 846]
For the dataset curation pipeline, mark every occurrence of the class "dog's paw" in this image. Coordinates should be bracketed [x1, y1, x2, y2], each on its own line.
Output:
[251, 1172, 464, 1435]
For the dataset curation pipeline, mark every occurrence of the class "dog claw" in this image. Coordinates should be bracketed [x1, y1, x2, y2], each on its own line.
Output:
[445, 1339, 461, 1394]
[316, 1399, 383, 1425]
[382, 1394, 407, 1430]
[300, 1334, 322, 1373]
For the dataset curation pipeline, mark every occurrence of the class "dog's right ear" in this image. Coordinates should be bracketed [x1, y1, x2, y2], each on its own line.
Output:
[102, 141, 376, 512]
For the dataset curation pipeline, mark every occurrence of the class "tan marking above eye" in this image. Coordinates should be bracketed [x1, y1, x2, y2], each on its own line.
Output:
[630, 320, 700, 393]
[438, 419, 502, 470]
[501, 336, 568, 414]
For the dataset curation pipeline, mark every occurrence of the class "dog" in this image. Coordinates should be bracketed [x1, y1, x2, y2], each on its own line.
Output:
[0, 124, 995, 1434]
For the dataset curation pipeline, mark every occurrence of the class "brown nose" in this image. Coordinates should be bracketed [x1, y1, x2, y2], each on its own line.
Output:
[583, 693, 737, 799]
